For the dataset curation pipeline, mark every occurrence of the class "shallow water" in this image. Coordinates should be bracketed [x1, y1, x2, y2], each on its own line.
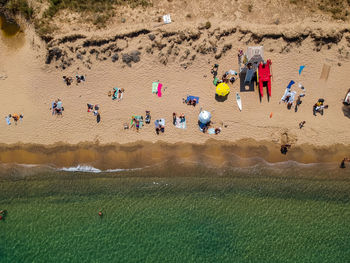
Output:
[0, 161, 349, 262]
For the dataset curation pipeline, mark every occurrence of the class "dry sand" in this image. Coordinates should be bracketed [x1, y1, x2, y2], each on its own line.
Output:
[0, 0, 350, 165]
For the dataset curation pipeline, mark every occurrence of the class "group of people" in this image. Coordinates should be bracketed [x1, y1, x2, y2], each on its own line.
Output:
[51, 99, 64, 115]
[87, 104, 101, 123]
[211, 64, 238, 86]
[5, 113, 23, 125]
[173, 113, 185, 125]
[154, 119, 165, 135]
[63, 75, 85, 86]
[313, 99, 328, 116]
[183, 98, 197, 107]
[109, 88, 125, 101]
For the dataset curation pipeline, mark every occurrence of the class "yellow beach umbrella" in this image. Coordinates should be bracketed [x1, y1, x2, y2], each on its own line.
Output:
[216, 83, 230, 96]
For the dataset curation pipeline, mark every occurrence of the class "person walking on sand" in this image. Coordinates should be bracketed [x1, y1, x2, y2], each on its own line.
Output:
[299, 121, 306, 129]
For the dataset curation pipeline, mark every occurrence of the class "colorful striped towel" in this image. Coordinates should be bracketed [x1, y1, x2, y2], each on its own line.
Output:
[157, 83, 162, 97]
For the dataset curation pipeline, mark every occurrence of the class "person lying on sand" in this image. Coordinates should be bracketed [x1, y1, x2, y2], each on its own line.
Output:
[12, 113, 23, 124]
[211, 64, 219, 78]
[117, 88, 124, 100]
[184, 98, 197, 107]
[63, 76, 73, 86]
[222, 72, 229, 83]
[87, 104, 93, 112]
[179, 114, 185, 123]
[131, 118, 140, 131]
[76, 75, 85, 84]
[295, 95, 303, 112]
[299, 121, 306, 129]
[173, 113, 177, 126]
[145, 111, 151, 124]
[55, 99, 64, 115]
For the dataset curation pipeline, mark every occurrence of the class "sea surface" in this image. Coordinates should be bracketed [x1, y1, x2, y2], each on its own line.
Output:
[0, 159, 350, 263]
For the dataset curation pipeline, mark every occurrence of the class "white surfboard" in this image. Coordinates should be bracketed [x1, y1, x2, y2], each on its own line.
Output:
[236, 92, 242, 111]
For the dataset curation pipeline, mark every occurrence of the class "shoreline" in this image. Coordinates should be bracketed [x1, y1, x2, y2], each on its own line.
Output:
[0, 139, 349, 170]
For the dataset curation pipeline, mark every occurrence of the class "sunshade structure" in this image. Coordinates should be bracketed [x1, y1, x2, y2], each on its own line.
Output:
[240, 46, 264, 92]
[216, 83, 230, 97]
[198, 110, 212, 124]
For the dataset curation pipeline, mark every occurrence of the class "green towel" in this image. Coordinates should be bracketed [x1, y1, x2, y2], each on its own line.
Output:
[152, 82, 159, 93]
[213, 77, 218, 86]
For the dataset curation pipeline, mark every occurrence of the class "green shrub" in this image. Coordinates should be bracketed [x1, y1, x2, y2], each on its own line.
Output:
[5, 0, 33, 19]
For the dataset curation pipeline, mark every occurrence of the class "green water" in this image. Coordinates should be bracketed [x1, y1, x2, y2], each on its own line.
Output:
[1, 164, 350, 262]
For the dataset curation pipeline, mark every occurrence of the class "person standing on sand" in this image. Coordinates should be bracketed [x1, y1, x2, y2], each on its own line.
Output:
[299, 121, 306, 129]
[340, 158, 349, 168]
[280, 144, 291, 155]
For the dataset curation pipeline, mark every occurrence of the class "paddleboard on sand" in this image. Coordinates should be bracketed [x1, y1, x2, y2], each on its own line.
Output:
[236, 93, 242, 111]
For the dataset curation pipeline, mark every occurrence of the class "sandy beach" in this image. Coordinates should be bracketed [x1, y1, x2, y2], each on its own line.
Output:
[1, 0, 350, 165]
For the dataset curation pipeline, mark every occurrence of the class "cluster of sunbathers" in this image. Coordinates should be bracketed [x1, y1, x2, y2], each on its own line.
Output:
[5, 113, 23, 125]
[211, 64, 238, 86]
[63, 75, 85, 86]
[51, 99, 64, 115]
[87, 104, 101, 122]
[173, 113, 185, 125]
[154, 119, 165, 135]
[108, 87, 125, 100]
[280, 81, 306, 111]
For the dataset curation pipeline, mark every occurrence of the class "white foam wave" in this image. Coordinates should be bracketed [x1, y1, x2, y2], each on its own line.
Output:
[58, 165, 144, 173]
[60, 165, 102, 173]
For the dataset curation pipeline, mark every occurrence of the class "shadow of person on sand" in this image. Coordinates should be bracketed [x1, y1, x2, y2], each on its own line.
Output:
[342, 105, 350, 118]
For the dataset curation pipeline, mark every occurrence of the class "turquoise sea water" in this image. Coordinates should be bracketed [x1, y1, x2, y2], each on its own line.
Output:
[1, 162, 350, 262]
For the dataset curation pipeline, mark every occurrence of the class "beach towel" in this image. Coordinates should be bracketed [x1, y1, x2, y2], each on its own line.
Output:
[152, 82, 159, 94]
[112, 87, 118, 100]
[287, 80, 295, 90]
[320, 64, 331, 80]
[299, 66, 305, 75]
[157, 83, 163, 97]
[5, 116, 11, 125]
[213, 77, 218, 86]
[186, 96, 199, 103]
[208, 128, 215, 134]
[175, 117, 186, 129]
